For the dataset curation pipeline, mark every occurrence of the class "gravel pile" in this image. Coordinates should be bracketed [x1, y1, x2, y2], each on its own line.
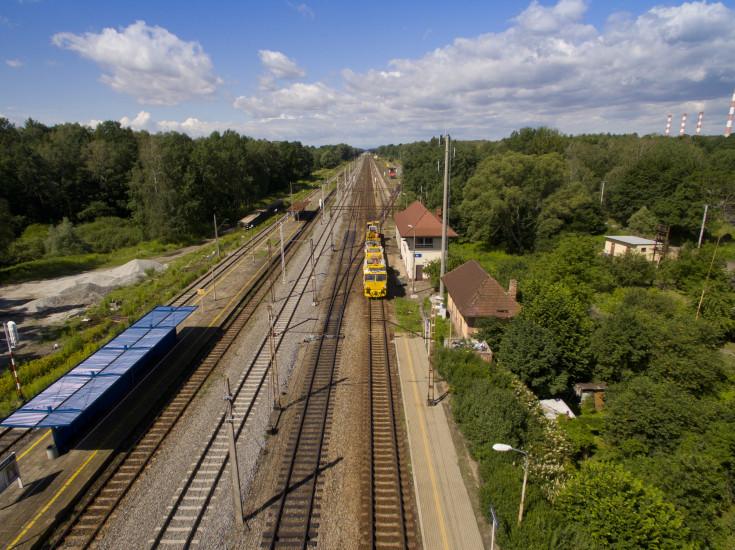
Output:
[17, 259, 166, 314]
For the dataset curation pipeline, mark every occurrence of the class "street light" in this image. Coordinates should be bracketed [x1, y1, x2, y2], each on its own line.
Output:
[493, 443, 529, 525]
[407, 224, 417, 293]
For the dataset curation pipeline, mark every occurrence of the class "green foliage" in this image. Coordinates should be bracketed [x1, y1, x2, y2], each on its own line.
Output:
[498, 317, 566, 397]
[520, 278, 595, 383]
[626, 205, 659, 237]
[7, 223, 48, 264]
[460, 151, 567, 253]
[45, 217, 90, 256]
[608, 251, 655, 287]
[604, 376, 696, 456]
[422, 253, 463, 289]
[555, 462, 691, 549]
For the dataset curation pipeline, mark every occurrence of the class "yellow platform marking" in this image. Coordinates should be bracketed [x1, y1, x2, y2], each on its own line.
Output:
[18, 429, 50, 461]
[7, 450, 99, 550]
[403, 337, 450, 549]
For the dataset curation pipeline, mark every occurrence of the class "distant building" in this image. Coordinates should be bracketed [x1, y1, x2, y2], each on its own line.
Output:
[394, 200, 458, 282]
[441, 259, 520, 339]
[603, 236, 658, 262]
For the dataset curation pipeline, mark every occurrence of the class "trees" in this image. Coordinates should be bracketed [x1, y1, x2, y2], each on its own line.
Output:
[460, 151, 567, 253]
[497, 318, 565, 397]
[555, 462, 690, 549]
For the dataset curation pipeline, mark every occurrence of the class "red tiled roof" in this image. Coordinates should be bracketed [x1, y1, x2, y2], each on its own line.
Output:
[394, 200, 458, 238]
[441, 259, 521, 319]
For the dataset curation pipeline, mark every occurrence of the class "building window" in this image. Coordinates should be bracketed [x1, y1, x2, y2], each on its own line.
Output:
[640, 247, 647, 252]
[415, 237, 433, 249]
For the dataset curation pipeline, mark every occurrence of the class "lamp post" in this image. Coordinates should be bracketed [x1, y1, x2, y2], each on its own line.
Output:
[407, 224, 416, 293]
[492, 443, 529, 525]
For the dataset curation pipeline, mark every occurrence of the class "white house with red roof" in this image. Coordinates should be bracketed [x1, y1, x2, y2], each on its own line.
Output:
[393, 200, 458, 282]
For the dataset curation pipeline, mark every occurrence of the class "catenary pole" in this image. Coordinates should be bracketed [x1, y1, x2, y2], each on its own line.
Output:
[438, 134, 450, 298]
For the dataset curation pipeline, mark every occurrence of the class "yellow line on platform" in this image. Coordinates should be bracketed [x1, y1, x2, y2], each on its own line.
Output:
[17, 429, 50, 461]
[403, 337, 450, 550]
[7, 450, 99, 550]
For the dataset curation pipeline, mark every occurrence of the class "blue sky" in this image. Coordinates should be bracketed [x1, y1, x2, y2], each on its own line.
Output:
[2, 0, 735, 147]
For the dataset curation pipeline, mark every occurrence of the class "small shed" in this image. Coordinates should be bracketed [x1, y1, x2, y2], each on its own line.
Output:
[573, 382, 608, 410]
[603, 236, 657, 262]
[441, 259, 520, 339]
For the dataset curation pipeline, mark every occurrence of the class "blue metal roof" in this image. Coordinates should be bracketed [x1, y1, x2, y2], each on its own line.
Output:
[0, 306, 196, 430]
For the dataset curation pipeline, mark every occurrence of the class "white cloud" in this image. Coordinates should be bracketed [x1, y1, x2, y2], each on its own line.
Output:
[180, 0, 734, 145]
[6, 59, 23, 67]
[120, 110, 153, 130]
[258, 50, 306, 80]
[234, 82, 342, 119]
[288, 2, 314, 19]
[51, 20, 223, 105]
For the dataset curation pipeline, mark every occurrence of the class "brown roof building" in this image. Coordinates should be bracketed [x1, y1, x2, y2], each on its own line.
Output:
[441, 259, 521, 339]
[394, 200, 458, 282]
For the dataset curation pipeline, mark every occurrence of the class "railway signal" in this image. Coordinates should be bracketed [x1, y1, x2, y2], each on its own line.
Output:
[3, 321, 23, 400]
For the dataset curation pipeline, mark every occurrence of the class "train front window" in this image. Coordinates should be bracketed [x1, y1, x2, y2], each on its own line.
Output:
[365, 274, 375, 282]
[376, 274, 387, 281]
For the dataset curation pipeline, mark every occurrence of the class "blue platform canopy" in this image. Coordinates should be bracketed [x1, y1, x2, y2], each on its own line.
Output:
[1, 306, 196, 431]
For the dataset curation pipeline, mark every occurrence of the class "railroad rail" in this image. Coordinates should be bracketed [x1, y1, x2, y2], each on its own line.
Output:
[259, 161, 369, 548]
[147, 180, 354, 548]
[362, 298, 415, 549]
[51, 177, 349, 549]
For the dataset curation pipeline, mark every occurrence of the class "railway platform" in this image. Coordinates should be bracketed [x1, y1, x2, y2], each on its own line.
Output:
[0, 210, 309, 550]
[394, 335, 485, 550]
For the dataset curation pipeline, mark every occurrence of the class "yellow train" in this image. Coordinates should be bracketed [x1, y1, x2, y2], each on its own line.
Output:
[364, 221, 387, 298]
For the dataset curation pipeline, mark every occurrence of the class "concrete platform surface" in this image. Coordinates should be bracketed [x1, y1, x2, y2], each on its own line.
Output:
[395, 335, 484, 550]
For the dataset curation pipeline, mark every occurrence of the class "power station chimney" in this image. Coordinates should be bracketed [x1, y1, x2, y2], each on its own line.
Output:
[696, 112, 703, 136]
[680, 113, 687, 136]
[727, 89, 735, 137]
[665, 114, 672, 136]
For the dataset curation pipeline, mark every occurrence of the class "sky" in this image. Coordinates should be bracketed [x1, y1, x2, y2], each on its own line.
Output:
[2, 0, 735, 148]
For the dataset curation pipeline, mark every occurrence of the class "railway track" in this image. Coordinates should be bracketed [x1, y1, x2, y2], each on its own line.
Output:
[259, 162, 368, 549]
[51, 178, 351, 549]
[0, 426, 30, 460]
[147, 188, 352, 548]
[362, 298, 414, 549]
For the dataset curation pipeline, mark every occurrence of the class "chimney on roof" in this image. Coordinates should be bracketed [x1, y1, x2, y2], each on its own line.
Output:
[509, 279, 517, 299]
[436, 206, 441, 218]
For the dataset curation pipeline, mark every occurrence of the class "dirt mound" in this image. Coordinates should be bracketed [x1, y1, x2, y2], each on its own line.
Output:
[15, 259, 167, 314]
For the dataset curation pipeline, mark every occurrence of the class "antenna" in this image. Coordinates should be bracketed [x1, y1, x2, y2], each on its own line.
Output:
[726, 88, 735, 137]
[665, 114, 672, 136]
[696, 112, 703, 136]
[680, 113, 687, 136]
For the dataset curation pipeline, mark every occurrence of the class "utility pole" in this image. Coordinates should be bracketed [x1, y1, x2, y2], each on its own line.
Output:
[438, 134, 450, 298]
[223, 377, 244, 526]
[279, 222, 286, 283]
[698, 204, 708, 248]
[214, 214, 221, 260]
[267, 305, 281, 409]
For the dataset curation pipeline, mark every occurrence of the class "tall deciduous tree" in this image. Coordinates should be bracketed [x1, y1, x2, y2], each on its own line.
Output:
[461, 151, 567, 253]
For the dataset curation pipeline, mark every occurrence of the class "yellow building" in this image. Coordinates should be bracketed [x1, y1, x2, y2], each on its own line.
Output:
[603, 236, 658, 262]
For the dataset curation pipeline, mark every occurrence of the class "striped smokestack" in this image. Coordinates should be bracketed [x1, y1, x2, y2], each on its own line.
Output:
[727, 89, 735, 137]
[665, 114, 672, 136]
[696, 112, 703, 136]
[680, 113, 687, 136]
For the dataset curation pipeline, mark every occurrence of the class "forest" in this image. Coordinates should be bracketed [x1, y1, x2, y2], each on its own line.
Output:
[381, 128, 735, 548]
[0, 117, 360, 268]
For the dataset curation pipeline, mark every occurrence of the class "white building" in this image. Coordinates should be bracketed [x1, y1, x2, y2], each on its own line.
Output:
[603, 236, 658, 262]
[394, 200, 458, 281]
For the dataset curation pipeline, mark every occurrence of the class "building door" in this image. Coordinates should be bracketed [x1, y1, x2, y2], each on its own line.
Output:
[415, 265, 423, 280]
